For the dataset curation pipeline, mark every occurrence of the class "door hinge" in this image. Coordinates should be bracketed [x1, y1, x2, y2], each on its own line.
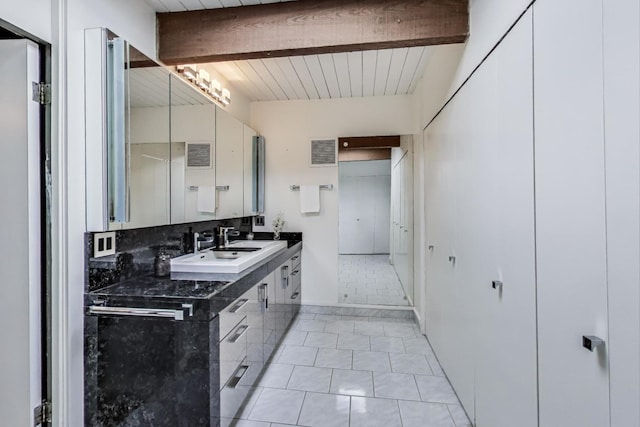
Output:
[33, 400, 52, 426]
[32, 82, 51, 105]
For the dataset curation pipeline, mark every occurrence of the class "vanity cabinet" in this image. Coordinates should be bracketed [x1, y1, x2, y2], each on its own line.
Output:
[221, 250, 302, 422]
[85, 243, 302, 426]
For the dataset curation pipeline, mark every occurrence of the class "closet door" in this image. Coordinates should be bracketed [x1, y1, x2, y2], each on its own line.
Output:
[472, 10, 537, 426]
[534, 1, 610, 425]
[603, 0, 640, 424]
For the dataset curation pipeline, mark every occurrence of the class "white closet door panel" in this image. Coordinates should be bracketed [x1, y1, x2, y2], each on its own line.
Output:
[603, 0, 640, 425]
[374, 175, 391, 253]
[471, 11, 537, 427]
[534, 1, 609, 426]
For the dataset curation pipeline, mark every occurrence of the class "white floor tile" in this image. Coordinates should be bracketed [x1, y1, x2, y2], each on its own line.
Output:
[373, 372, 421, 401]
[330, 369, 374, 397]
[315, 348, 353, 369]
[350, 396, 402, 427]
[398, 400, 455, 427]
[286, 366, 333, 393]
[298, 392, 350, 427]
[247, 388, 305, 425]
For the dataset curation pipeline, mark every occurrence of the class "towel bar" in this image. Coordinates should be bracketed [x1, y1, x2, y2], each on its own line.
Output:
[290, 184, 333, 191]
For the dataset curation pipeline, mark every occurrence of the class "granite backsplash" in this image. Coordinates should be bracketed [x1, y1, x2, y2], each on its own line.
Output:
[85, 217, 302, 293]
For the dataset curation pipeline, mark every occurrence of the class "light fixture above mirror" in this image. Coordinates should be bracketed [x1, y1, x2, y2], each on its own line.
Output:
[176, 64, 231, 106]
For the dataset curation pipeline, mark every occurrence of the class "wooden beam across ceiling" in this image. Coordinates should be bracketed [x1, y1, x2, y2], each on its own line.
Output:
[338, 135, 401, 151]
[157, 0, 469, 65]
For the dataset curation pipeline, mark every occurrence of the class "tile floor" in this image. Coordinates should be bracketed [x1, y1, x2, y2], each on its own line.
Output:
[338, 255, 410, 306]
[223, 313, 472, 427]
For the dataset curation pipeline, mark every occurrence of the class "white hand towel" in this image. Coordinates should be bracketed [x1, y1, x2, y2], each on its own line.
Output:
[197, 186, 216, 213]
[300, 185, 320, 213]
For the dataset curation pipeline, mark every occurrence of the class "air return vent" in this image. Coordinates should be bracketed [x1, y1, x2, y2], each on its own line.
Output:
[309, 138, 337, 167]
[186, 142, 212, 169]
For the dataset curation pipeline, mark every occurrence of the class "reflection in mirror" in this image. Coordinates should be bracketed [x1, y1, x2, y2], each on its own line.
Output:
[121, 47, 171, 229]
[169, 73, 217, 223]
[215, 106, 244, 218]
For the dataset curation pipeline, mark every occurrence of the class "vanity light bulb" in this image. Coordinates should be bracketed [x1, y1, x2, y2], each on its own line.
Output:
[179, 64, 198, 81]
[221, 88, 231, 105]
[197, 69, 210, 90]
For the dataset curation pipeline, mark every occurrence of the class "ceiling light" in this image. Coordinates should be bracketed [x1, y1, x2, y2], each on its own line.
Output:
[177, 64, 198, 81]
[221, 88, 231, 106]
[197, 69, 210, 91]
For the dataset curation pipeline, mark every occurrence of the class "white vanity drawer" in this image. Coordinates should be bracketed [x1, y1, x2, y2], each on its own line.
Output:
[219, 317, 248, 389]
[219, 296, 250, 341]
[290, 265, 301, 291]
[290, 252, 301, 270]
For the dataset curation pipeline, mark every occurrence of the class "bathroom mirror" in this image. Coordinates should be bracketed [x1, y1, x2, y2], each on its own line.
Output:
[125, 50, 172, 229]
[215, 106, 244, 218]
[85, 28, 171, 231]
[170, 73, 217, 223]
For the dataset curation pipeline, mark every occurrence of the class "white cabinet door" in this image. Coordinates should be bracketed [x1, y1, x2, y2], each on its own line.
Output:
[603, 1, 640, 425]
[471, 10, 538, 427]
[216, 108, 244, 218]
[534, 1, 610, 425]
[0, 39, 42, 426]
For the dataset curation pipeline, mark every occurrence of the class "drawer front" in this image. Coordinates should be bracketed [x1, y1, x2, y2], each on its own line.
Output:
[219, 295, 251, 341]
[220, 317, 248, 389]
[290, 266, 301, 291]
[290, 252, 301, 270]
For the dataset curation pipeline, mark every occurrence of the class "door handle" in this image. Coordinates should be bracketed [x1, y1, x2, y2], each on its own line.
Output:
[491, 280, 503, 290]
[582, 335, 605, 352]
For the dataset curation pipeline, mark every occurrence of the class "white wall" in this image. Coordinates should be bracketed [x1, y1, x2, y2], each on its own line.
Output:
[250, 96, 415, 305]
[65, 1, 157, 424]
[0, 0, 51, 42]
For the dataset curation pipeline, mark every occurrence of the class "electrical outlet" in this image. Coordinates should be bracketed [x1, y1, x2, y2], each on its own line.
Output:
[94, 231, 116, 258]
[254, 216, 265, 226]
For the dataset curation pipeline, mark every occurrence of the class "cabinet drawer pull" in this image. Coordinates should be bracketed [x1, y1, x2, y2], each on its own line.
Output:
[229, 324, 249, 343]
[226, 364, 249, 388]
[229, 299, 249, 313]
[290, 270, 300, 276]
[290, 292, 300, 300]
[88, 304, 193, 321]
[291, 255, 300, 261]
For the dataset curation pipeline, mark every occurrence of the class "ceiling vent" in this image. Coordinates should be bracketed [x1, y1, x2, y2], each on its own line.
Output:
[309, 138, 337, 167]
[186, 142, 212, 169]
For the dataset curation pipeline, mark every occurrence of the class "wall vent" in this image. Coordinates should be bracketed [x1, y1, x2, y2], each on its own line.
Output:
[310, 138, 337, 167]
[186, 142, 212, 169]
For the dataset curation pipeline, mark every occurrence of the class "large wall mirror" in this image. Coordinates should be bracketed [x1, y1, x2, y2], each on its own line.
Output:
[85, 28, 264, 232]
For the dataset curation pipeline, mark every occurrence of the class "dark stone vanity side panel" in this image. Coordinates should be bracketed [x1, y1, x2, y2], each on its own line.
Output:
[84, 315, 220, 427]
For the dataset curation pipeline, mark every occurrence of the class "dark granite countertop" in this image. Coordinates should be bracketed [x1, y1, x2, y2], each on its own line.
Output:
[85, 239, 302, 321]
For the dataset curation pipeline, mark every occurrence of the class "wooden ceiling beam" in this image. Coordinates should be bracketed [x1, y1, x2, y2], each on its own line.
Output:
[338, 136, 401, 151]
[157, 0, 468, 65]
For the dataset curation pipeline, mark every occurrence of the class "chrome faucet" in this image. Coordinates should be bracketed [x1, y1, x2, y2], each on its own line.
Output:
[219, 226, 236, 248]
[193, 232, 200, 254]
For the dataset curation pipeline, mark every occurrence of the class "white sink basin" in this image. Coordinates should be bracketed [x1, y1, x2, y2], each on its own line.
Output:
[170, 240, 287, 274]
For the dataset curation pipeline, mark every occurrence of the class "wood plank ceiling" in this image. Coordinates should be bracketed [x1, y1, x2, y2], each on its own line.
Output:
[146, 0, 442, 101]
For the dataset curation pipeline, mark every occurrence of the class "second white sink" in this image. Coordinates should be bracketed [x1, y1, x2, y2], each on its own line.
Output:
[170, 240, 287, 274]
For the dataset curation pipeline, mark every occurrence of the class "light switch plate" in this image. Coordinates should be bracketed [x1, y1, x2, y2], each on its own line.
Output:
[94, 231, 116, 258]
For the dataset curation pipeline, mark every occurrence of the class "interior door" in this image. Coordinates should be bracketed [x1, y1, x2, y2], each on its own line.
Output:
[0, 39, 43, 426]
[534, 0, 610, 425]
[339, 175, 375, 254]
